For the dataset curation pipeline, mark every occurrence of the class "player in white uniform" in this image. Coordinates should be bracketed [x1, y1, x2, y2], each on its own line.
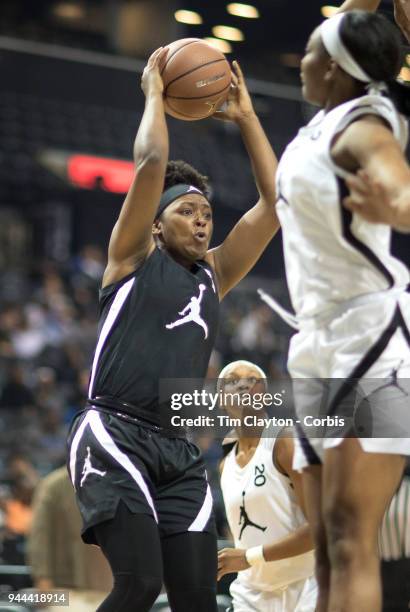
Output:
[217, 360, 317, 612]
[217, 362, 410, 611]
[261, 7, 410, 612]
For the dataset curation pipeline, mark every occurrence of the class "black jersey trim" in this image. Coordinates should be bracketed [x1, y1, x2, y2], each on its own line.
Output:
[398, 304, 410, 347]
[278, 191, 289, 206]
[344, 105, 394, 132]
[328, 305, 409, 416]
[336, 104, 394, 138]
[337, 177, 395, 288]
[345, 104, 390, 121]
[222, 440, 236, 459]
[295, 422, 321, 465]
[346, 104, 374, 114]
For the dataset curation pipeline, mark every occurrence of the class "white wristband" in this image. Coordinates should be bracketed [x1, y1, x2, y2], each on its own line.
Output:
[245, 545, 265, 566]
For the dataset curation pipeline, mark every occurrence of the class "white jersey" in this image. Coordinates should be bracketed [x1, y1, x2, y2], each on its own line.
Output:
[221, 434, 314, 592]
[276, 94, 409, 320]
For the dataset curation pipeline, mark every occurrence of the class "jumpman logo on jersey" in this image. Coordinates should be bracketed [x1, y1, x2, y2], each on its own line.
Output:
[371, 360, 409, 397]
[387, 360, 409, 396]
[238, 491, 267, 540]
[165, 283, 208, 339]
[80, 447, 107, 487]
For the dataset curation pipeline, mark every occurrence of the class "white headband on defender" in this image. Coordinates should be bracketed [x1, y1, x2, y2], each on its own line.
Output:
[217, 360, 268, 411]
[218, 360, 267, 384]
[320, 13, 372, 83]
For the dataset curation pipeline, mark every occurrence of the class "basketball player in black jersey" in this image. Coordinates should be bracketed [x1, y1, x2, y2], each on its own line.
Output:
[67, 48, 279, 612]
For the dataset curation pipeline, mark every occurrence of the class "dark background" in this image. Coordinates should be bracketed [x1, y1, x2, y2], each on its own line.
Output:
[0, 3, 408, 609]
[0, 0, 408, 277]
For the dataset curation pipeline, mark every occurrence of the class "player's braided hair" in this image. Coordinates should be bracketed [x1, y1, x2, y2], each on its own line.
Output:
[164, 160, 212, 199]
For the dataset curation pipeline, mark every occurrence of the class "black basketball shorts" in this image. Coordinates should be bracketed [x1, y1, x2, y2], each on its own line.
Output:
[67, 408, 215, 544]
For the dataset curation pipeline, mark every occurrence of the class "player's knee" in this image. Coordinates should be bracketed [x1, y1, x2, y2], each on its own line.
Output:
[111, 572, 162, 610]
[324, 503, 373, 568]
[314, 533, 330, 586]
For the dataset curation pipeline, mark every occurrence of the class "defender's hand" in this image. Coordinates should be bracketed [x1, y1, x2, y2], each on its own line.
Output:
[141, 47, 167, 97]
[213, 61, 255, 124]
[343, 170, 395, 225]
[217, 547, 250, 580]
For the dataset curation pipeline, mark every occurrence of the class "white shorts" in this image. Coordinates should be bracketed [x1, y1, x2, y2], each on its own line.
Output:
[288, 292, 410, 471]
[229, 576, 318, 612]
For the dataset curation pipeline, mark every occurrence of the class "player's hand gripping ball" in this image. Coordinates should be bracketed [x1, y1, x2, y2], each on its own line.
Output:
[159, 38, 231, 121]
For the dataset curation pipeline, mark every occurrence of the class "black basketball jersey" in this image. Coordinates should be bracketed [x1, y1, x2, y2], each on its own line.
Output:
[88, 248, 219, 418]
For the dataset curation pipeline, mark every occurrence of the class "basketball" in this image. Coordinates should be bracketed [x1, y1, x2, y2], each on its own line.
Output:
[160, 38, 231, 121]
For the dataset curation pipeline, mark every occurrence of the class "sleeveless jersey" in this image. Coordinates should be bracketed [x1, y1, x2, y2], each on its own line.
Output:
[88, 248, 219, 416]
[276, 94, 409, 319]
[220, 434, 314, 592]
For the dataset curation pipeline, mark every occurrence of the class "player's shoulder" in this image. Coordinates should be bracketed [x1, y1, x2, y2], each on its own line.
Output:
[99, 247, 162, 302]
[331, 94, 406, 145]
[272, 427, 295, 476]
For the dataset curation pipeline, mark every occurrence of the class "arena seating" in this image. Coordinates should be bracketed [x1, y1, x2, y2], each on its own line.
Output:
[0, 85, 300, 211]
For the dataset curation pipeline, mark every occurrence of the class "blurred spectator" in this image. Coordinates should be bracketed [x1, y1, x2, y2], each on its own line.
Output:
[35, 267, 68, 310]
[31, 408, 68, 472]
[72, 245, 105, 283]
[2, 476, 34, 536]
[34, 367, 64, 413]
[230, 304, 280, 372]
[195, 433, 223, 476]
[7, 454, 40, 490]
[11, 310, 48, 360]
[0, 361, 35, 410]
[0, 467, 36, 564]
[27, 466, 112, 611]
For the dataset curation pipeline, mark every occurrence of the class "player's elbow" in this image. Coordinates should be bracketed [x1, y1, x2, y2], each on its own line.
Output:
[135, 149, 166, 170]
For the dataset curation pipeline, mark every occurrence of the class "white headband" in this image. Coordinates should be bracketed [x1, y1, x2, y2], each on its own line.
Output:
[218, 360, 267, 384]
[320, 13, 372, 83]
[216, 359, 267, 400]
[217, 360, 268, 412]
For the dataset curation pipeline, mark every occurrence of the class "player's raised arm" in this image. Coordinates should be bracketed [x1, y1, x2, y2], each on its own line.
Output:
[103, 47, 169, 287]
[206, 61, 280, 300]
[335, 0, 381, 14]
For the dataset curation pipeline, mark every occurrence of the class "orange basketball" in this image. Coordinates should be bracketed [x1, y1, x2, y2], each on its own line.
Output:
[160, 39, 231, 121]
